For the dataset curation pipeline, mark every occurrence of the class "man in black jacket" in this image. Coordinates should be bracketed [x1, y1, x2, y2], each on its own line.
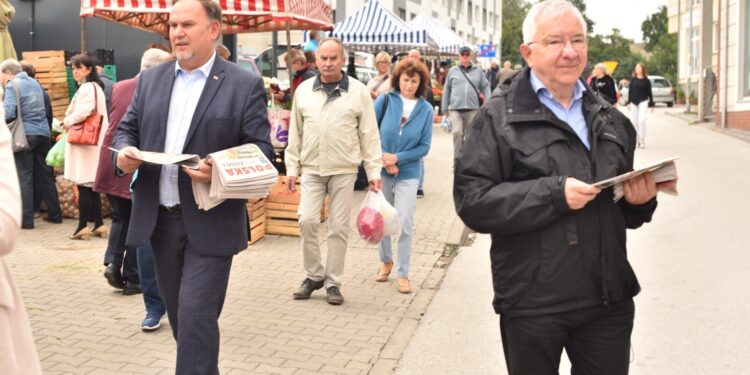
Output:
[453, 1, 673, 374]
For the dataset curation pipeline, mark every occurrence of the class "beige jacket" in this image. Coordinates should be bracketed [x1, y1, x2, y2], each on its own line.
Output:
[0, 107, 43, 375]
[63, 82, 109, 185]
[285, 74, 382, 181]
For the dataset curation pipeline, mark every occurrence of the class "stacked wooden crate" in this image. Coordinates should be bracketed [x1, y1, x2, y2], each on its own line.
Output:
[22, 51, 69, 119]
[265, 177, 329, 236]
[247, 199, 266, 245]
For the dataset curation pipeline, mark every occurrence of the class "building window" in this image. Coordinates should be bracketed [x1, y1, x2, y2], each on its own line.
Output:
[744, 0, 750, 96]
[432, 11, 439, 18]
[468, 1, 473, 20]
[410, 12, 416, 20]
[689, 27, 700, 76]
[483, 9, 487, 29]
[398, 8, 406, 20]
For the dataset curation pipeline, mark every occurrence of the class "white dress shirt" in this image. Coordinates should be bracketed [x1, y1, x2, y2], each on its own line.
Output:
[159, 52, 217, 207]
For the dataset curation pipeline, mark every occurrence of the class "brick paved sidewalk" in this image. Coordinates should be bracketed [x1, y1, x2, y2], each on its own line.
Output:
[5, 129, 460, 375]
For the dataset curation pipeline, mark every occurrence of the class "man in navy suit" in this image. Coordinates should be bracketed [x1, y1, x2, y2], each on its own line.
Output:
[112, 1, 273, 373]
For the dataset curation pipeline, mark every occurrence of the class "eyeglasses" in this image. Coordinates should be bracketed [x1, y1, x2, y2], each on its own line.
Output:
[376, 61, 390, 65]
[460, 52, 471, 56]
[528, 36, 588, 51]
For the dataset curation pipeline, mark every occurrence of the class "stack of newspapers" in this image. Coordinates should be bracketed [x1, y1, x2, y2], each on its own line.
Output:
[193, 144, 278, 210]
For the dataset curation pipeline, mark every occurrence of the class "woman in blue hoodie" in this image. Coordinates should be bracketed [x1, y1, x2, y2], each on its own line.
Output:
[373, 58, 433, 294]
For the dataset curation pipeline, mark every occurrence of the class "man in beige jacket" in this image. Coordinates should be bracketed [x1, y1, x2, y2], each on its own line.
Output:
[285, 37, 382, 305]
[0, 100, 43, 375]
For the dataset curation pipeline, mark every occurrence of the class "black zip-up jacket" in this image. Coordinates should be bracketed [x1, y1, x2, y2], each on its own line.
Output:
[454, 68, 658, 317]
[591, 74, 617, 105]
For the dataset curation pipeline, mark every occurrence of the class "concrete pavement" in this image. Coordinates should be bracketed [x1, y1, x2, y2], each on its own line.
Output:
[396, 108, 750, 374]
[5, 125, 462, 374]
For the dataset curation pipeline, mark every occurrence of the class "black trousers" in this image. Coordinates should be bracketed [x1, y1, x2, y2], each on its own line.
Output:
[500, 299, 635, 375]
[14, 135, 61, 228]
[150, 208, 233, 375]
[103, 195, 138, 283]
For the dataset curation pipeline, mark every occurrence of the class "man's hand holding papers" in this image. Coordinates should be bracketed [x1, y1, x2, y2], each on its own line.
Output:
[593, 156, 679, 203]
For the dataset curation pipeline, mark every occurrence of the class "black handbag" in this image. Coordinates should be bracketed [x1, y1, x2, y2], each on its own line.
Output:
[6, 81, 29, 153]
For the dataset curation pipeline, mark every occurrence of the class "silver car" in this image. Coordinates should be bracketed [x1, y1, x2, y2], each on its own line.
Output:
[648, 75, 675, 107]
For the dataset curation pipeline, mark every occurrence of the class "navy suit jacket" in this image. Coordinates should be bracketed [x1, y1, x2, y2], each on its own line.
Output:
[112, 57, 273, 256]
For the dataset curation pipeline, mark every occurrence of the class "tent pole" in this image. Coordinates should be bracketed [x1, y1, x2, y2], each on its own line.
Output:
[287, 22, 293, 98]
[81, 17, 87, 52]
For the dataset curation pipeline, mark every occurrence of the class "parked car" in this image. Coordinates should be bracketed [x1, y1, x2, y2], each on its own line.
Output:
[617, 75, 675, 107]
[346, 65, 377, 85]
[237, 55, 260, 76]
[649, 75, 675, 107]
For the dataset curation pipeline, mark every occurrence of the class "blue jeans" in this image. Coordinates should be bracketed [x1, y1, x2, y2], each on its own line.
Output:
[378, 176, 419, 278]
[137, 242, 166, 317]
[418, 159, 425, 190]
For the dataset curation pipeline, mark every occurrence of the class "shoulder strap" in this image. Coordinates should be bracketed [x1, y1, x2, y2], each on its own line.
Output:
[372, 74, 389, 91]
[9, 80, 22, 121]
[458, 67, 481, 101]
[377, 94, 390, 127]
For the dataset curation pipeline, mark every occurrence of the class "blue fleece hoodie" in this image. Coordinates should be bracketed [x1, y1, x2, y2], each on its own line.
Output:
[374, 91, 433, 181]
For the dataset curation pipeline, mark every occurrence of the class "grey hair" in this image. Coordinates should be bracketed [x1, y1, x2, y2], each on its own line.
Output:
[0, 59, 23, 75]
[375, 51, 391, 63]
[141, 48, 173, 71]
[408, 49, 421, 59]
[522, 0, 587, 44]
[594, 62, 608, 73]
[317, 37, 348, 61]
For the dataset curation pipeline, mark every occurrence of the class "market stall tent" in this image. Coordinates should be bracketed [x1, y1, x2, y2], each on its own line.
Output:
[330, 0, 437, 53]
[79, 0, 333, 37]
[408, 13, 469, 56]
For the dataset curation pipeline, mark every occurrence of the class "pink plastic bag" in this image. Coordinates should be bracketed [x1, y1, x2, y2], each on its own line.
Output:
[357, 191, 399, 245]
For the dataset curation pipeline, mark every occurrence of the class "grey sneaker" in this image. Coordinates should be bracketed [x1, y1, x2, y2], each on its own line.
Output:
[326, 286, 344, 305]
[292, 278, 324, 299]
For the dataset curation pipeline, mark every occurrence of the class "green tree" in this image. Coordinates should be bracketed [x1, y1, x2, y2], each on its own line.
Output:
[648, 33, 678, 84]
[641, 5, 668, 52]
[500, 0, 530, 66]
[587, 29, 645, 81]
[567, 0, 595, 34]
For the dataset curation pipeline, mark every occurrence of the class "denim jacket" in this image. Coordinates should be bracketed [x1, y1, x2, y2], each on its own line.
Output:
[374, 91, 433, 181]
[3, 72, 50, 137]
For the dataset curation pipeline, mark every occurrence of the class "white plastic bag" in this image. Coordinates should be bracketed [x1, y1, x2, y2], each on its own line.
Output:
[357, 190, 400, 244]
[440, 116, 452, 133]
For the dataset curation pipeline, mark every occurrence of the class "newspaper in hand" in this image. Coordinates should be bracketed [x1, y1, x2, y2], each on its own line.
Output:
[593, 156, 679, 202]
[192, 144, 278, 210]
[108, 147, 200, 169]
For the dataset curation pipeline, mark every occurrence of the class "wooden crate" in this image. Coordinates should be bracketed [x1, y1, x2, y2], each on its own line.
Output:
[247, 199, 266, 245]
[22, 50, 70, 119]
[265, 177, 329, 237]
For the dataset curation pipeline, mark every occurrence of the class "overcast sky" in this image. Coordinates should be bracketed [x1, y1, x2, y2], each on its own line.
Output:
[586, 0, 667, 43]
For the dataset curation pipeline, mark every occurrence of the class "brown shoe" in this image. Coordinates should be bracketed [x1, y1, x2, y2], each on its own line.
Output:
[397, 277, 411, 294]
[69, 227, 92, 240]
[92, 225, 109, 238]
[374, 262, 393, 282]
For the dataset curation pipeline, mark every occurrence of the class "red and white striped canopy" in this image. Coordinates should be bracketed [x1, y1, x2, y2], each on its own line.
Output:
[80, 0, 333, 36]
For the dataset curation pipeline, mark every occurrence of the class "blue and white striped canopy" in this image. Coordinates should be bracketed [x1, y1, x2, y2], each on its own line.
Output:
[409, 13, 470, 55]
[331, 0, 437, 53]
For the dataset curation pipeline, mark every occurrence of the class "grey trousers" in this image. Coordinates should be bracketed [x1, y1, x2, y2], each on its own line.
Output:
[449, 109, 479, 160]
[298, 173, 358, 289]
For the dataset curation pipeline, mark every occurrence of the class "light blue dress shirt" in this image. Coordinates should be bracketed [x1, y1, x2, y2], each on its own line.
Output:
[159, 52, 217, 207]
[529, 70, 589, 149]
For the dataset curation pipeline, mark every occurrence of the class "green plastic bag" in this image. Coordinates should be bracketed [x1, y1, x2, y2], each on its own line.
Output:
[46, 133, 67, 169]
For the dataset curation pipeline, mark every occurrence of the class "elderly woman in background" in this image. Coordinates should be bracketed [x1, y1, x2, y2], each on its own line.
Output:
[2, 58, 62, 229]
[61, 54, 110, 240]
[373, 58, 433, 294]
[0, 99, 43, 375]
[367, 51, 392, 99]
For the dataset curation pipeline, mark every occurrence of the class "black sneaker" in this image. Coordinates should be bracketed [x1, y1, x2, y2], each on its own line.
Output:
[417, 189, 424, 198]
[292, 278, 324, 299]
[104, 263, 125, 289]
[326, 286, 344, 305]
[122, 281, 142, 296]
